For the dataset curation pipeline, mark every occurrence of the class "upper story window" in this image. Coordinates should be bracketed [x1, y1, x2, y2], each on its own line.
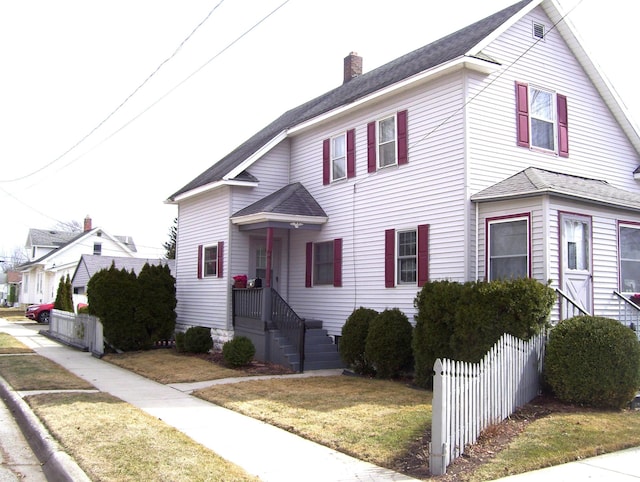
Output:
[93, 243, 102, 256]
[331, 134, 346, 181]
[385, 224, 429, 288]
[619, 223, 640, 292]
[323, 129, 355, 185]
[487, 215, 530, 281]
[367, 110, 408, 172]
[516, 82, 568, 157]
[197, 242, 224, 279]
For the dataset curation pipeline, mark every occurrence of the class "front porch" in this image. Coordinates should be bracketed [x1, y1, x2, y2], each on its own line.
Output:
[232, 286, 343, 372]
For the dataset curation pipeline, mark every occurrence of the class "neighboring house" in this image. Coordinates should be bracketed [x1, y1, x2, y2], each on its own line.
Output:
[166, 0, 640, 356]
[20, 216, 138, 306]
[6, 271, 22, 306]
[70, 255, 175, 307]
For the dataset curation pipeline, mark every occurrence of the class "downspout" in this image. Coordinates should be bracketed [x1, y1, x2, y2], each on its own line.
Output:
[475, 202, 479, 281]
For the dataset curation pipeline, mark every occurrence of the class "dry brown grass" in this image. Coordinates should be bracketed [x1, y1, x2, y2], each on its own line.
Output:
[103, 349, 246, 383]
[0, 332, 33, 354]
[27, 392, 257, 482]
[195, 375, 432, 468]
[0, 354, 94, 390]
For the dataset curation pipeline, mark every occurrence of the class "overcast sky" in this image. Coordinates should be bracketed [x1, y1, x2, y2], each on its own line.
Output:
[0, 0, 637, 260]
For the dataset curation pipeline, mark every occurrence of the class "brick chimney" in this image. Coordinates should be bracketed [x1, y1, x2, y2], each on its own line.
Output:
[343, 52, 362, 84]
[84, 215, 92, 232]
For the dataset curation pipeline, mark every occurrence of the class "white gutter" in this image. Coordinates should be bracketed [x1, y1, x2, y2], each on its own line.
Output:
[230, 213, 328, 226]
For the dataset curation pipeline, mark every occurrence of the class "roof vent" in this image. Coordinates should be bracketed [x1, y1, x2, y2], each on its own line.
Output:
[533, 22, 545, 40]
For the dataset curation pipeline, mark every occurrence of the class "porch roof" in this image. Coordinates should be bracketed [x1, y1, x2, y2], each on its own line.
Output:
[471, 167, 640, 212]
[230, 182, 328, 230]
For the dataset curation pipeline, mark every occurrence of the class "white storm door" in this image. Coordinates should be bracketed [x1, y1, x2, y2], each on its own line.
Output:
[560, 213, 592, 313]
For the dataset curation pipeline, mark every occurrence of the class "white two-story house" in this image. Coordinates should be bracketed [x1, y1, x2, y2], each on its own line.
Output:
[167, 0, 640, 369]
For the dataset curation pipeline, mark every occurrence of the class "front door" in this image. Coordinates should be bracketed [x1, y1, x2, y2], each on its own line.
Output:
[249, 237, 281, 291]
[560, 213, 592, 313]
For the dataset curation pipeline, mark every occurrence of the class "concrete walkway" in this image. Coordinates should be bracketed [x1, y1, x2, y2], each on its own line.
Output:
[0, 320, 417, 481]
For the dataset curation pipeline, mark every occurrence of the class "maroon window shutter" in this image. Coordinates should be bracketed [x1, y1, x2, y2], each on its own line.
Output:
[305, 242, 313, 287]
[367, 121, 377, 172]
[557, 94, 569, 158]
[333, 238, 342, 287]
[515, 82, 530, 148]
[322, 138, 330, 185]
[217, 241, 224, 278]
[385, 229, 395, 288]
[417, 224, 429, 287]
[197, 244, 203, 279]
[397, 110, 408, 165]
[346, 129, 355, 178]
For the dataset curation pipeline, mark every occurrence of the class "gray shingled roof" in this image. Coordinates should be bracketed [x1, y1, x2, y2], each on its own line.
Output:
[169, 0, 532, 201]
[27, 229, 77, 247]
[471, 167, 640, 211]
[231, 182, 327, 219]
[72, 255, 175, 288]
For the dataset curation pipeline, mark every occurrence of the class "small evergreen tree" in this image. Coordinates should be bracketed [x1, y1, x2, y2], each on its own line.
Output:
[163, 218, 177, 259]
[134, 263, 177, 348]
[54, 274, 73, 312]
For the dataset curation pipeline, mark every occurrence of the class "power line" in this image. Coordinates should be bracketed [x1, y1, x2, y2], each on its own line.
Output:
[0, 0, 225, 184]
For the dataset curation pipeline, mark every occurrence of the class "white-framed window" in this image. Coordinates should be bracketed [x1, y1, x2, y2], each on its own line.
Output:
[331, 133, 346, 182]
[529, 86, 556, 151]
[397, 229, 417, 284]
[488, 216, 529, 281]
[314, 241, 334, 285]
[619, 223, 640, 292]
[93, 242, 102, 255]
[378, 115, 397, 168]
[203, 245, 218, 277]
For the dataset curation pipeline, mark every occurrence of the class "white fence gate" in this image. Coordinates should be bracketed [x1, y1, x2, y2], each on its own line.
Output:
[429, 333, 545, 475]
[48, 309, 104, 356]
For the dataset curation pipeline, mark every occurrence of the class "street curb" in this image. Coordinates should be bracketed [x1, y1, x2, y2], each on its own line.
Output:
[0, 375, 91, 482]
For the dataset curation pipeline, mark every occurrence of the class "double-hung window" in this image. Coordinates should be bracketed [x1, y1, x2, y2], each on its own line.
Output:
[331, 134, 346, 181]
[397, 230, 417, 284]
[516, 82, 568, 157]
[305, 239, 342, 287]
[619, 223, 640, 292]
[197, 242, 224, 279]
[367, 110, 408, 172]
[487, 216, 530, 281]
[385, 225, 429, 287]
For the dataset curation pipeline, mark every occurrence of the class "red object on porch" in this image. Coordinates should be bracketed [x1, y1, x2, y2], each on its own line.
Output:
[233, 274, 247, 289]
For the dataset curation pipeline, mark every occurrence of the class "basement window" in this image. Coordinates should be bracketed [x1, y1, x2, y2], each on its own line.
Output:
[533, 22, 545, 40]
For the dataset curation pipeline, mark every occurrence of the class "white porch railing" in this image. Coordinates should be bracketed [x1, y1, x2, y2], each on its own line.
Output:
[48, 309, 104, 356]
[429, 333, 545, 476]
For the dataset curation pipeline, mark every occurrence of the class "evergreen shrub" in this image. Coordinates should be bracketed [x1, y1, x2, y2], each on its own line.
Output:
[184, 326, 213, 354]
[175, 331, 186, 353]
[365, 308, 413, 379]
[544, 315, 640, 409]
[222, 336, 256, 367]
[339, 307, 378, 375]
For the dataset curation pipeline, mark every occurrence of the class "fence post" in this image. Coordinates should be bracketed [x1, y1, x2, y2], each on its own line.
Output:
[430, 358, 448, 476]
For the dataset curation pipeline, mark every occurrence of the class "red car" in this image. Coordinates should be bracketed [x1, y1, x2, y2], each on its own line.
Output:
[25, 302, 54, 323]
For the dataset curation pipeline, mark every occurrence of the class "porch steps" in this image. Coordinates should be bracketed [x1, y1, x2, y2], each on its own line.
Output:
[274, 321, 345, 372]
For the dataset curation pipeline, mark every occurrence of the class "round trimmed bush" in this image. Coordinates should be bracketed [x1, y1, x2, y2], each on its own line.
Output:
[340, 307, 378, 375]
[184, 326, 213, 354]
[365, 308, 413, 379]
[545, 316, 640, 409]
[222, 336, 255, 367]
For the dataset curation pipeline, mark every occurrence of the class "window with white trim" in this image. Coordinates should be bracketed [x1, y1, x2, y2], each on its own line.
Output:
[529, 87, 556, 151]
[93, 242, 102, 255]
[619, 224, 640, 292]
[313, 241, 334, 285]
[397, 230, 417, 284]
[203, 245, 218, 277]
[331, 133, 346, 181]
[488, 217, 529, 280]
[378, 115, 397, 168]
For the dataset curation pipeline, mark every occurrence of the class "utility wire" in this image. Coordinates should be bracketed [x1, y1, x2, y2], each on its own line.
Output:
[0, 0, 225, 184]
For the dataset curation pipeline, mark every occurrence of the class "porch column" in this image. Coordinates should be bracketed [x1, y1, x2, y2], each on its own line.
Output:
[266, 227, 273, 288]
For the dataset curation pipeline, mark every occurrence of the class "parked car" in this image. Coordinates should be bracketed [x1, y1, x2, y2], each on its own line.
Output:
[25, 302, 54, 323]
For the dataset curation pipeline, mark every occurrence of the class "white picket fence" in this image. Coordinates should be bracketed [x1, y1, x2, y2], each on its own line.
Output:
[429, 333, 545, 476]
[48, 309, 104, 356]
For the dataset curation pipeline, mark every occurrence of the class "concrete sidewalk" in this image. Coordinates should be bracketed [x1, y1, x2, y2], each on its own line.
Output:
[0, 320, 416, 481]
